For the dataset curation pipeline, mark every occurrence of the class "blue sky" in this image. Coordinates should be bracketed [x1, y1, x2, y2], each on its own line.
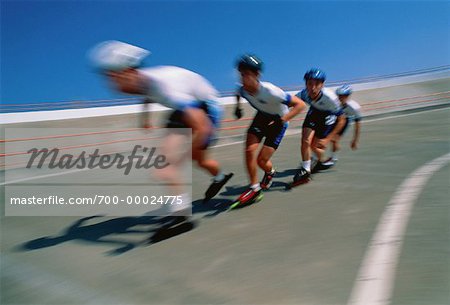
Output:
[1, 0, 449, 105]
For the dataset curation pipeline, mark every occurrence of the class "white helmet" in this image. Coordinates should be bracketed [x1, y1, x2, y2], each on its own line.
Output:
[89, 40, 150, 71]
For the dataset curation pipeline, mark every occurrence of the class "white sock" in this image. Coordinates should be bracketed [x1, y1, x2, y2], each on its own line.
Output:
[251, 183, 261, 191]
[303, 160, 311, 172]
[214, 172, 225, 182]
[332, 153, 338, 161]
[267, 168, 275, 175]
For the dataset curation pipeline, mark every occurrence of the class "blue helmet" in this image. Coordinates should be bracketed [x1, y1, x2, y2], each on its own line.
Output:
[303, 68, 326, 82]
[237, 54, 264, 72]
[336, 85, 353, 96]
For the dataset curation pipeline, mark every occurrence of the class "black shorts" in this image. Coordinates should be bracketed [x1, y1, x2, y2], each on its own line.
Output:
[165, 102, 219, 149]
[302, 114, 338, 139]
[248, 111, 288, 149]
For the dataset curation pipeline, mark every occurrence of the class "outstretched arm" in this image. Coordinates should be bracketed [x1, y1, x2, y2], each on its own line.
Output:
[351, 120, 361, 150]
[316, 115, 346, 149]
[234, 93, 243, 119]
[280, 95, 306, 122]
[328, 115, 346, 139]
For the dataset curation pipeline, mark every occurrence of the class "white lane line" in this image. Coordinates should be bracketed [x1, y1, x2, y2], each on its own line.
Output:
[0, 168, 91, 186]
[347, 152, 450, 305]
[361, 106, 449, 123]
[1, 106, 448, 185]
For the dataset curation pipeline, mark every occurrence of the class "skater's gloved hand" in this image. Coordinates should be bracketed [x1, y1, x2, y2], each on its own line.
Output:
[234, 107, 243, 120]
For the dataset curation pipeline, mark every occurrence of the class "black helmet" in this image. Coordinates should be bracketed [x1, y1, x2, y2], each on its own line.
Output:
[236, 54, 263, 72]
[303, 68, 326, 82]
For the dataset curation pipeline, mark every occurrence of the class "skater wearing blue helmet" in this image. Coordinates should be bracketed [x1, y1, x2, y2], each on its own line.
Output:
[323, 85, 362, 166]
[291, 68, 346, 186]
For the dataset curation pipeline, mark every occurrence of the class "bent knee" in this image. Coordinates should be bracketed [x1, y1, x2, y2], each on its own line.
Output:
[257, 156, 269, 167]
[301, 139, 311, 149]
[245, 146, 258, 157]
[310, 140, 321, 150]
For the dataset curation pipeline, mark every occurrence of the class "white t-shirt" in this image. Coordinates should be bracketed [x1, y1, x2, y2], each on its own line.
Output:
[239, 82, 291, 117]
[295, 87, 343, 127]
[296, 88, 342, 115]
[140, 66, 219, 110]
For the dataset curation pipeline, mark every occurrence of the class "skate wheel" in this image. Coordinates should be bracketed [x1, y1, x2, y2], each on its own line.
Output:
[228, 200, 241, 211]
[254, 193, 264, 203]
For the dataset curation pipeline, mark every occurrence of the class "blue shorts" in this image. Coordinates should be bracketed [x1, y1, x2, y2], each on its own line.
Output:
[165, 100, 222, 149]
[248, 111, 288, 149]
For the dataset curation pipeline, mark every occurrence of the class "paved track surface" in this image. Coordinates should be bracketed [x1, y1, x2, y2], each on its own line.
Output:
[1, 78, 449, 305]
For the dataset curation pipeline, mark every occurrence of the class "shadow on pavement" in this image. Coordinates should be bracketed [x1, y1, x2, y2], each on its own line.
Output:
[275, 168, 297, 178]
[192, 198, 233, 218]
[17, 215, 165, 256]
[16, 197, 232, 255]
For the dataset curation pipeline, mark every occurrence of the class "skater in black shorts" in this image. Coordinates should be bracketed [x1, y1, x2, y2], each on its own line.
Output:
[292, 68, 346, 186]
[232, 54, 306, 207]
